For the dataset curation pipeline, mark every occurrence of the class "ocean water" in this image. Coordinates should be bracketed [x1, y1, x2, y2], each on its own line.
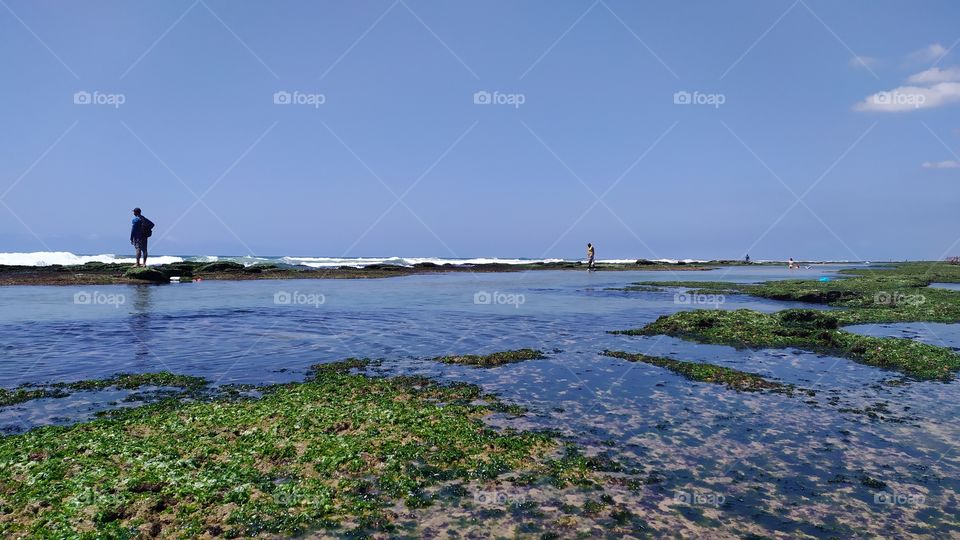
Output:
[0, 251, 715, 268]
[1, 264, 957, 537]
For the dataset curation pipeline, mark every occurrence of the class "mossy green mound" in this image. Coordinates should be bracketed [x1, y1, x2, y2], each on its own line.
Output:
[0, 360, 590, 538]
[434, 349, 546, 368]
[198, 261, 245, 273]
[602, 350, 796, 393]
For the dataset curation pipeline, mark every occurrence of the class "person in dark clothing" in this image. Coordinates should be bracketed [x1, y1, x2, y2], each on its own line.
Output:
[130, 208, 153, 267]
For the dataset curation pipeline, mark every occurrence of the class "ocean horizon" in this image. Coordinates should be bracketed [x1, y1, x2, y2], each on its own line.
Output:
[0, 251, 877, 268]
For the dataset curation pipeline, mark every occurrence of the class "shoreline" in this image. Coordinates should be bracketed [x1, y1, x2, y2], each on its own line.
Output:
[0, 259, 735, 286]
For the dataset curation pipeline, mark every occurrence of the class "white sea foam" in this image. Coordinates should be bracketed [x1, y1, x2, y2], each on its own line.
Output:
[280, 256, 567, 268]
[2, 252, 837, 268]
[0, 252, 184, 267]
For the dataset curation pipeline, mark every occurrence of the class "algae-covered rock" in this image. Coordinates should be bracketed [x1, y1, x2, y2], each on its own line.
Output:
[242, 264, 279, 274]
[160, 262, 196, 277]
[123, 267, 166, 282]
[198, 261, 245, 272]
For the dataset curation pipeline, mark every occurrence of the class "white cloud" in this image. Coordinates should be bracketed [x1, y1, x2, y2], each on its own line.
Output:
[922, 160, 960, 169]
[854, 82, 960, 112]
[909, 43, 948, 64]
[907, 66, 960, 84]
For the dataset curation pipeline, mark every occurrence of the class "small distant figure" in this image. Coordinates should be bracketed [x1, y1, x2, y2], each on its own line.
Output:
[586, 243, 596, 271]
[788, 257, 797, 270]
[744, 254, 751, 264]
[130, 208, 155, 267]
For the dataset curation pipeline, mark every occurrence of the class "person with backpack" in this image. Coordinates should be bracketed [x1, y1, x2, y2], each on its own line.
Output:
[130, 207, 154, 267]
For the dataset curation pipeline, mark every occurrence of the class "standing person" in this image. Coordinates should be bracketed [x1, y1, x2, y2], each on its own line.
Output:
[586, 243, 596, 271]
[130, 208, 154, 267]
[787, 257, 795, 269]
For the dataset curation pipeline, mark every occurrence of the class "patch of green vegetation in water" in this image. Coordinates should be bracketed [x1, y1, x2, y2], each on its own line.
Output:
[615, 309, 960, 380]
[433, 348, 546, 368]
[56, 372, 209, 392]
[0, 372, 211, 408]
[631, 262, 960, 325]
[0, 360, 605, 538]
[615, 263, 960, 381]
[0, 387, 71, 407]
[601, 350, 801, 393]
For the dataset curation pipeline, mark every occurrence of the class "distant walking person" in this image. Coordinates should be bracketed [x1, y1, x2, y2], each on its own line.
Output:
[586, 243, 596, 271]
[130, 208, 154, 267]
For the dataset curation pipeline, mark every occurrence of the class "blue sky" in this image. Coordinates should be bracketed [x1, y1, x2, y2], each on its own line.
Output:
[0, 0, 958, 261]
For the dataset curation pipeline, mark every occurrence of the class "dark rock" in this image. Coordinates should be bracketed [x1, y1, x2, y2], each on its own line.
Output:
[198, 261, 245, 273]
[124, 267, 166, 282]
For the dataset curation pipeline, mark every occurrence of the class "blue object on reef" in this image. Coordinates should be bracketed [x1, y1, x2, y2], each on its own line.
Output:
[819, 277, 830, 282]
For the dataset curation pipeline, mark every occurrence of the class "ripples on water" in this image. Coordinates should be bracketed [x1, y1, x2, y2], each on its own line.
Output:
[2, 265, 958, 537]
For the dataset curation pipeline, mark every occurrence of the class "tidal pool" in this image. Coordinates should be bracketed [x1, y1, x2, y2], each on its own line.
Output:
[2, 264, 956, 537]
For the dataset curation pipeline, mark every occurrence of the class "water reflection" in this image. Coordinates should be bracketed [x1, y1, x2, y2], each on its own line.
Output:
[129, 285, 154, 360]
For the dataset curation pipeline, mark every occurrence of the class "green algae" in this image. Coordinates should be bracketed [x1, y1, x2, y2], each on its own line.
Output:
[602, 350, 798, 393]
[2, 375, 202, 408]
[434, 349, 546, 368]
[616, 309, 960, 381]
[0, 372, 211, 409]
[0, 387, 71, 407]
[57, 372, 209, 392]
[616, 263, 960, 381]
[0, 360, 604, 538]
[631, 262, 960, 325]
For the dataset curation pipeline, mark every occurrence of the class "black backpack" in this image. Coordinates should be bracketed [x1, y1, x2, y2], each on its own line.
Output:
[142, 217, 155, 238]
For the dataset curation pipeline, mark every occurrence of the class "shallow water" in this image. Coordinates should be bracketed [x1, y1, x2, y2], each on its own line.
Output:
[930, 282, 960, 292]
[846, 322, 960, 352]
[2, 264, 958, 537]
